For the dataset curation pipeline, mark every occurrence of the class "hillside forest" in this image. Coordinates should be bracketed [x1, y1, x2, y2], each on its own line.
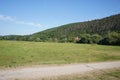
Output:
[0, 14, 120, 45]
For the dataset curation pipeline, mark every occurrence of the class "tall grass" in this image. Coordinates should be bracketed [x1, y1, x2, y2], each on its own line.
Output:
[0, 41, 120, 68]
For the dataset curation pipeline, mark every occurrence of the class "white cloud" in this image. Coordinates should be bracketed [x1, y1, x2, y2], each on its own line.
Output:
[0, 14, 42, 27]
[0, 15, 14, 21]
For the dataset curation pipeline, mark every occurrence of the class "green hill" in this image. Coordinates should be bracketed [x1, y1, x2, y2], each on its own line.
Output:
[35, 14, 120, 35]
[0, 14, 120, 45]
[31, 14, 120, 42]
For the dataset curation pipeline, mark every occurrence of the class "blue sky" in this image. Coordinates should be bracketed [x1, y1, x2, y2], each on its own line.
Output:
[0, 0, 120, 35]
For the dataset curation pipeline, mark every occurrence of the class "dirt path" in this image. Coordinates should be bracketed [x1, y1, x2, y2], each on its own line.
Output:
[0, 61, 120, 80]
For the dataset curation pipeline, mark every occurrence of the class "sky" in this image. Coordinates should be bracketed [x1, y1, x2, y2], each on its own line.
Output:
[0, 0, 120, 35]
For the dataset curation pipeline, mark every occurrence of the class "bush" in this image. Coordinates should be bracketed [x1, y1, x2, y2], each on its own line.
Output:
[77, 34, 102, 44]
[98, 32, 120, 45]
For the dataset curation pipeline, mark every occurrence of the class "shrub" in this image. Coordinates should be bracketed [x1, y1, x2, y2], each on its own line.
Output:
[98, 32, 120, 45]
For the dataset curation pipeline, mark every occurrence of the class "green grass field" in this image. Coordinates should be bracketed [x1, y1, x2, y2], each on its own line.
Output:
[0, 40, 120, 68]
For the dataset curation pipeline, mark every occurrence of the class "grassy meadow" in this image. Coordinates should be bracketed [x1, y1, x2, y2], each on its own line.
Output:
[0, 40, 120, 68]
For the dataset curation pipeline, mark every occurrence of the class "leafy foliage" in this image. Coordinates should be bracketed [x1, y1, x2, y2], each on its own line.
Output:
[99, 32, 120, 45]
[76, 34, 102, 44]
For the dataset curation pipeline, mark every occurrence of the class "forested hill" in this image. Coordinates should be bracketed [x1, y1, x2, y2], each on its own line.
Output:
[32, 14, 120, 39]
[0, 14, 120, 45]
[33, 14, 120, 37]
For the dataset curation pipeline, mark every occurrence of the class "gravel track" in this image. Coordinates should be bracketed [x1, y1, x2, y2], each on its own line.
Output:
[0, 61, 120, 80]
